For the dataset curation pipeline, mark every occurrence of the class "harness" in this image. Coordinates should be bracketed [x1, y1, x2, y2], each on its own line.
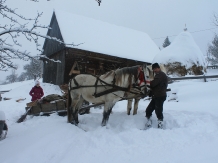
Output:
[69, 71, 146, 98]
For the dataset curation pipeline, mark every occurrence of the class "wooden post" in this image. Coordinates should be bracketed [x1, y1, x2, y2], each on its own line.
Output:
[203, 75, 207, 82]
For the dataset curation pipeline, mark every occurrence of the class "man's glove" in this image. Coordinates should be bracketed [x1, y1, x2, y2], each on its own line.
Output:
[148, 90, 153, 97]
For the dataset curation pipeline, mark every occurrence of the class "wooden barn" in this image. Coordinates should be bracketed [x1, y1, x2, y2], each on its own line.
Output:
[42, 10, 160, 85]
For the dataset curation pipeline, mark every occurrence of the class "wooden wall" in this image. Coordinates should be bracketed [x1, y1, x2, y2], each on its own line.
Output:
[42, 12, 65, 57]
[43, 50, 65, 84]
[63, 48, 147, 84]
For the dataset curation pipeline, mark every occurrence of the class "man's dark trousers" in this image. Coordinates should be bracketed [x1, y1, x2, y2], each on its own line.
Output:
[146, 96, 166, 120]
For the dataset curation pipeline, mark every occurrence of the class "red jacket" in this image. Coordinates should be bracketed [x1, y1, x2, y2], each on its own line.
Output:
[29, 86, 44, 101]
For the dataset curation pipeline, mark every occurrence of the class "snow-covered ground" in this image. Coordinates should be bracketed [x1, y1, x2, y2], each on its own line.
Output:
[0, 70, 218, 163]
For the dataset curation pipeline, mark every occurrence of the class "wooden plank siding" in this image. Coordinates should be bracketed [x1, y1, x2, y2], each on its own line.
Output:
[43, 12, 65, 57]
[63, 48, 147, 84]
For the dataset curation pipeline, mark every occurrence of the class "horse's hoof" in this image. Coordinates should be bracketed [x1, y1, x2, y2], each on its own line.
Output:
[71, 120, 79, 126]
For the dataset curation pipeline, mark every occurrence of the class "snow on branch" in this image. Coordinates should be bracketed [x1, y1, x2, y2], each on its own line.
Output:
[0, 0, 81, 71]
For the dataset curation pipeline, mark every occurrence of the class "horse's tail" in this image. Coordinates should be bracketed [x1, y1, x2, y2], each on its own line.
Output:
[67, 80, 72, 123]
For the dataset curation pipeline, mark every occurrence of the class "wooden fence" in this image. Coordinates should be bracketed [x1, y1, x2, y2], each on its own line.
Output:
[207, 66, 218, 69]
[169, 75, 218, 83]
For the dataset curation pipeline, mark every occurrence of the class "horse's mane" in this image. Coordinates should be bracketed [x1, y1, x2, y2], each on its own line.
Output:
[100, 66, 139, 86]
[115, 66, 138, 86]
[101, 70, 115, 79]
[115, 66, 138, 77]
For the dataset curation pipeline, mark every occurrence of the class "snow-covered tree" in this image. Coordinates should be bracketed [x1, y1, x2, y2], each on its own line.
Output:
[6, 69, 18, 83]
[23, 57, 43, 80]
[17, 72, 27, 82]
[207, 34, 218, 65]
[162, 36, 171, 48]
[0, 0, 77, 71]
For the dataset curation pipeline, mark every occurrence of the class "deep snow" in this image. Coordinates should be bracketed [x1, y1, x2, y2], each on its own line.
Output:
[0, 70, 218, 163]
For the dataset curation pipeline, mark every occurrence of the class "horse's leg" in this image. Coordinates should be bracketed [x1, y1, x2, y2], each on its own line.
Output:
[70, 93, 83, 125]
[67, 90, 72, 123]
[127, 99, 133, 115]
[72, 96, 84, 125]
[133, 97, 140, 115]
[101, 102, 115, 126]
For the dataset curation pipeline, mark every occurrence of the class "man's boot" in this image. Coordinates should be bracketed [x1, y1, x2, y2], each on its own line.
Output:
[145, 117, 152, 129]
[157, 119, 163, 129]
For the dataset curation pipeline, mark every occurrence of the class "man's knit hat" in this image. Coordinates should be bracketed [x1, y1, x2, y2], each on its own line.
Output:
[152, 63, 160, 70]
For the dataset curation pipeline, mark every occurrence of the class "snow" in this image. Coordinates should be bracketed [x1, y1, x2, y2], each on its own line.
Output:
[0, 69, 218, 163]
[153, 31, 206, 68]
[0, 111, 5, 121]
[54, 10, 160, 63]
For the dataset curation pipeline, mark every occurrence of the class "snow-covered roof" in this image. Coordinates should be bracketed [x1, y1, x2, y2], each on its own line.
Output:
[54, 10, 160, 63]
[153, 31, 206, 68]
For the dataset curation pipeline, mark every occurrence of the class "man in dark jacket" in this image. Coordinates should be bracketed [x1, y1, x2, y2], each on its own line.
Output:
[29, 80, 44, 101]
[145, 63, 168, 129]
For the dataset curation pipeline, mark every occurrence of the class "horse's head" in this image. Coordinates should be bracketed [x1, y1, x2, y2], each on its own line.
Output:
[127, 65, 148, 97]
[114, 66, 145, 95]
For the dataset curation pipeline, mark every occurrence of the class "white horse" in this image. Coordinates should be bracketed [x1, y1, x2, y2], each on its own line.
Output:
[67, 65, 147, 126]
[126, 64, 167, 115]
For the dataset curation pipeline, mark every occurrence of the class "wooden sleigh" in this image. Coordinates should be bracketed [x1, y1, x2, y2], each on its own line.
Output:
[17, 95, 67, 123]
[25, 99, 67, 116]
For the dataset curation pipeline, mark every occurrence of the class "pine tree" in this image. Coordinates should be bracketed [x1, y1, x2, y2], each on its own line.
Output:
[207, 34, 218, 65]
[162, 36, 171, 48]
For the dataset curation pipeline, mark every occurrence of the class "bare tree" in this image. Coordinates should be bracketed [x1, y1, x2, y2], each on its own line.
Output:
[96, 0, 102, 6]
[0, 0, 78, 71]
[214, 13, 218, 26]
[17, 72, 27, 81]
[206, 14, 218, 65]
[6, 69, 18, 83]
[207, 34, 218, 65]
[23, 57, 43, 80]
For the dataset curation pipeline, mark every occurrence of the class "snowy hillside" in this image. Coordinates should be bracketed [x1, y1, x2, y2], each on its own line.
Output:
[0, 70, 218, 163]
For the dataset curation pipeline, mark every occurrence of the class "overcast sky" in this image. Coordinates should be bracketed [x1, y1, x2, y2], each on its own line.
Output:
[1, 0, 218, 82]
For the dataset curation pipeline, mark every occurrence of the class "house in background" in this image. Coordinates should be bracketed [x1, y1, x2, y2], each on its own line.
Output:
[42, 10, 160, 85]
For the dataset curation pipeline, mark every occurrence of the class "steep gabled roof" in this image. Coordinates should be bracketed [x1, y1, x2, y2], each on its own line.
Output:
[54, 10, 160, 63]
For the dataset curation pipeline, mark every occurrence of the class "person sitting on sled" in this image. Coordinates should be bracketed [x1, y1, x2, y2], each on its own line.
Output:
[0, 110, 8, 140]
[29, 80, 44, 102]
